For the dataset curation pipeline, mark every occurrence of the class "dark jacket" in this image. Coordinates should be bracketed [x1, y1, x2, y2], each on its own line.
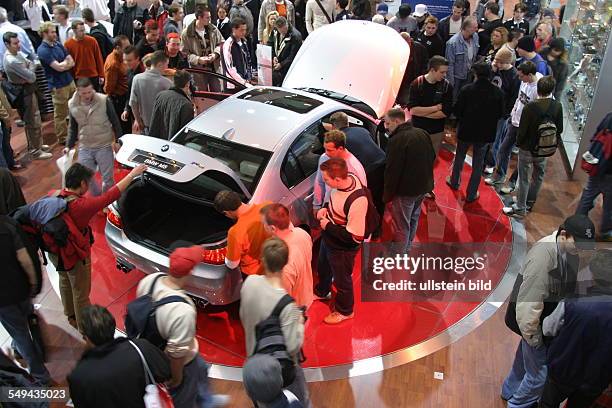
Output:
[414, 30, 445, 58]
[492, 66, 519, 116]
[68, 337, 171, 408]
[113, 4, 149, 44]
[478, 18, 503, 55]
[135, 38, 165, 59]
[149, 87, 194, 140]
[88, 23, 113, 61]
[546, 291, 612, 391]
[503, 18, 529, 34]
[0, 168, 26, 216]
[539, 47, 569, 101]
[396, 37, 428, 105]
[438, 15, 462, 42]
[383, 122, 435, 202]
[268, 26, 302, 86]
[517, 98, 563, 151]
[454, 77, 505, 143]
[216, 17, 231, 39]
[341, 126, 385, 172]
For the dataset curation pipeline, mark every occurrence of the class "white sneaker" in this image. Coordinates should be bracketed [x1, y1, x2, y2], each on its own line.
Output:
[32, 150, 52, 160]
[209, 394, 230, 407]
[484, 177, 502, 186]
[500, 185, 515, 195]
[484, 166, 494, 175]
[41, 144, 51, 152]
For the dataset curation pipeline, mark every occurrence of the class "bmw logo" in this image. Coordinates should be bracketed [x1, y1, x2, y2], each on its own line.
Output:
[161, 144, 169, 152]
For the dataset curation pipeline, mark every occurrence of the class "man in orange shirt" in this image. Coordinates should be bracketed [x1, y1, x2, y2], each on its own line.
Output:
[214, 190, 271, 276]
[64, 20, 105, 91]
[104, 35, 130, 134]
[260, 203, 313, 309]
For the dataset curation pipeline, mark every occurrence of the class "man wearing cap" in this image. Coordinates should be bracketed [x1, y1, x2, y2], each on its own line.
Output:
[135, 246, 229, 408]
[516, 35, 550, 76]
[411, 4, 429, 31]
[243, 354, 303, 407]
[375, 3, 389, 24]
[502, 214, 596, 408]
[386, 4, 417, 35]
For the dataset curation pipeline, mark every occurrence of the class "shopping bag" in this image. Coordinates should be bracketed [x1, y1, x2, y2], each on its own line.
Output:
[56, 149, 76, 188]
[128, 340, 175, 408]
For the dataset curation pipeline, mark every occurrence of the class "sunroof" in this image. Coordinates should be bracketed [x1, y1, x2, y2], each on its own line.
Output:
[237, 88, 323, 114]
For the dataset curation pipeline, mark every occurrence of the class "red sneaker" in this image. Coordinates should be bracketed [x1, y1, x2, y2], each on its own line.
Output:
[323, 311, 354, 325]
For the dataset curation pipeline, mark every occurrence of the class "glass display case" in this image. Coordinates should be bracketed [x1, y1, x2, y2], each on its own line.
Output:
[558, 0, 612, 175]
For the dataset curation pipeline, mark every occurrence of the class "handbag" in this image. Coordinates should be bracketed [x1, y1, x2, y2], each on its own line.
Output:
[128, 340, 175, 408]
[314, 0, 333, 24]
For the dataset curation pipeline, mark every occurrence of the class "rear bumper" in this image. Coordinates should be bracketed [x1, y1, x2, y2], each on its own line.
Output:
[104, 220, 242, 305]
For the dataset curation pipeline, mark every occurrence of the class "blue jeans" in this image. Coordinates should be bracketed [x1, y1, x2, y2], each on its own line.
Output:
[576, 174, 612, 234]
[485, 117, 508, 168]
[0, 300, 50, 384]
[78, 145, 115, 196]
[389, 194, 425, 254]
[515, 149, 547, 212]
[170, 354, 214, 408]
[501, 339, 547, 408]
[450, 141, 487, 201]
[494, 120, 518, 182]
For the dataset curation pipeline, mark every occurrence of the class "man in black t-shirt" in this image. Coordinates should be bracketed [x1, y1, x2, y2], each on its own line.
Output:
[407, 55, 453, 156]
[0, 216, 50, 385]
[414, 15, 445, 57]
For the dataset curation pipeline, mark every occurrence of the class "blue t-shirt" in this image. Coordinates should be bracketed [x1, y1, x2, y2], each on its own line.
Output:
[524, 54, 551, 76]
[37, 41, 73, 90]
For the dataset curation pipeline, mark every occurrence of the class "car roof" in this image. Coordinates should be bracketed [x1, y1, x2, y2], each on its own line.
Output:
[184, 87, 337, 152]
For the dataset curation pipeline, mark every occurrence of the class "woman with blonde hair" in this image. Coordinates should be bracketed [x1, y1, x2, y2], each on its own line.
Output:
[261, 10, 279, 44]
[484, 26, 508, 64]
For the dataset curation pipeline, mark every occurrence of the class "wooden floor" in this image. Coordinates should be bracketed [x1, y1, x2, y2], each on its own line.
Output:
[4, 112, 604, 408]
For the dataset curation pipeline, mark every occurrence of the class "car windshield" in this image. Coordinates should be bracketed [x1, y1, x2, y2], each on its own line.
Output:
[173, 129, 272, 194]
[237, 88, 324, 113]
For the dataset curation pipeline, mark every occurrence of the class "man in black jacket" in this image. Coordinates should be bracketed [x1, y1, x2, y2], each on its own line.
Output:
[447, 62, 504, 203]
[503, 75, 562, 217]
[268, 16, 302, 86]
[414, 15, 445, 58]
[438, 0, 466, 42]
[478, 1, 503, 56]
[383, 107, 435, 253]
[149, 70, 194, 140]
[113, 0, 149, 44]
[68, 305, 171, 408]
[395, 32, 428, 107]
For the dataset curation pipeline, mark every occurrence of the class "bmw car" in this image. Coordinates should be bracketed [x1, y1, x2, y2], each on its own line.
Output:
[105, 20, 410, 305]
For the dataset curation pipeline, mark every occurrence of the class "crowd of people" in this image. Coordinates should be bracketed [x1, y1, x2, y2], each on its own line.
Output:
[0, 0, 611, 407]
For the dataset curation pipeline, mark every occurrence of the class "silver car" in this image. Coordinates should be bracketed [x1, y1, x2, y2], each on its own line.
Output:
[105, 21, 409, 305]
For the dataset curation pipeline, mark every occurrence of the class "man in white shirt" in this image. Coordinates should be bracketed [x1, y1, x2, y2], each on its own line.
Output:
[313, 129, 367, 216]
[260, 203, 314, 309]
[53, 5, 74, 44]
[80, 0, 110, 21]
[305, 0, 334, 33]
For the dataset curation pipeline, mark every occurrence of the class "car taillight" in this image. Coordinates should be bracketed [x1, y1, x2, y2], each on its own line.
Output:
[107, 210, 123, 229]
[201, 247, 227, 265]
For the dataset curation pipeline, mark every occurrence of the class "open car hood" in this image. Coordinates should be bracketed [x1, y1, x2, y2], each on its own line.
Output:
[283, 20, 410, 118]
[116, 134, 251, 198]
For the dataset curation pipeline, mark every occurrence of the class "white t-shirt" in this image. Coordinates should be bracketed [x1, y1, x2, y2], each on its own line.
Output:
[449, 17, 462, 36]
[511, 72, 543, 127]
[135, 273, 198, 362]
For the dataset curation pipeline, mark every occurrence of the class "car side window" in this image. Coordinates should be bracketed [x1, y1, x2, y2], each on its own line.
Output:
[281, 123, 323, 188]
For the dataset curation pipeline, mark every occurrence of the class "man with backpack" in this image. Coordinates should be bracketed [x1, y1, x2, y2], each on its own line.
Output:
[383, 107, 435, 253]
[503, 75, 562, 217]
[133, 245, 229, 408]
[0, 215, 50, 385]
[51, 162, 146, 331]
[314, 157, 369, 324]
[240, 237, 308, 404]
[82, 8, 114, 62]
[243, 354, 304, 407]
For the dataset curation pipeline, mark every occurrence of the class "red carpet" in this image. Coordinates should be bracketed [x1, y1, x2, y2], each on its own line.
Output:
[86, 149, 512, 368]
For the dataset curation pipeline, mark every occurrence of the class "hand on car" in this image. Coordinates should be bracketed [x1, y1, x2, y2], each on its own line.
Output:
[112, 142, 120, 153]
[129, 164, 147, 178]
[199, 56, 212, 65]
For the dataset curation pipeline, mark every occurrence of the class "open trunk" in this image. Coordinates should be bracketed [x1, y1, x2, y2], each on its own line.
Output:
[119, 176, 233, 252]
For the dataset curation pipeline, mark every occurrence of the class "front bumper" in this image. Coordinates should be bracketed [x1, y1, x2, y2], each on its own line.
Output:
[104, 220, 242, 305]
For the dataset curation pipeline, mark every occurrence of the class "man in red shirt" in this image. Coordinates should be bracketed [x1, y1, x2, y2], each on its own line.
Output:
[51, 162, 146, 331]
[64, 20, 105, 91]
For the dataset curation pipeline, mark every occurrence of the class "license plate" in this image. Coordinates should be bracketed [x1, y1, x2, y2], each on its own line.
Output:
[131, 153, 184, 175]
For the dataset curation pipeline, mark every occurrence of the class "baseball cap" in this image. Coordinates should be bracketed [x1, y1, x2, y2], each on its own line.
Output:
[413, 4, 428, 17]
[542, 8, 556, 18]
[376, 3, 388, 14]
[561, 215, 596, 250]
[243, 355, 284, 403]
[169, 245, 205, 277]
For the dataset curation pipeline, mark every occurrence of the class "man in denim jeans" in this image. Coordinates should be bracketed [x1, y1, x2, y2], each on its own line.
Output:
[445, 16, 479, 102]
[66, 78, 123, 195]
[485, 61, 541, 192]
[383, 107, 435, 253]
[503, 76, 562, 217]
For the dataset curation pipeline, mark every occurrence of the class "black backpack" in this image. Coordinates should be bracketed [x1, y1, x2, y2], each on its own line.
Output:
[254, 294, 297, 387]
[531, 101, 559, 158]
[125, 274, 189, 350]
[88, 27, 114, 60]
[343, 187, 380, 239]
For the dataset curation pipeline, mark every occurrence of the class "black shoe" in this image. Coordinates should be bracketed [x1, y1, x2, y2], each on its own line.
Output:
[425, 191, 436, 200]
[445, 176, 459, 191]
[465, 192, 480, 203]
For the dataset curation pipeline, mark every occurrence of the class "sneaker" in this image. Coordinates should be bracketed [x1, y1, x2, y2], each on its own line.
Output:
[15, 119, 25, 127]
[208, 394, 230, 407]
[314, 292, 332, 301]
[512, 147, 519, 155]
[445, 176, 458, 190]
[484, 176, 502, 186]
[324, 311, 354, 324]
[502, 205, 526, 218]
[465, 192, 480, 203]
[484, 166, 495, 175]
[500, 185, 515, 195]
[40, 145, 51, 152]
[425, 191, 436, 200]
[31, 150, 52, 160]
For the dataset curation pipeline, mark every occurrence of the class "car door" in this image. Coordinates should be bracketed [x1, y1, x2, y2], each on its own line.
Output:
[279, 122, 325, 230]
[187, 68, 247, 115]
